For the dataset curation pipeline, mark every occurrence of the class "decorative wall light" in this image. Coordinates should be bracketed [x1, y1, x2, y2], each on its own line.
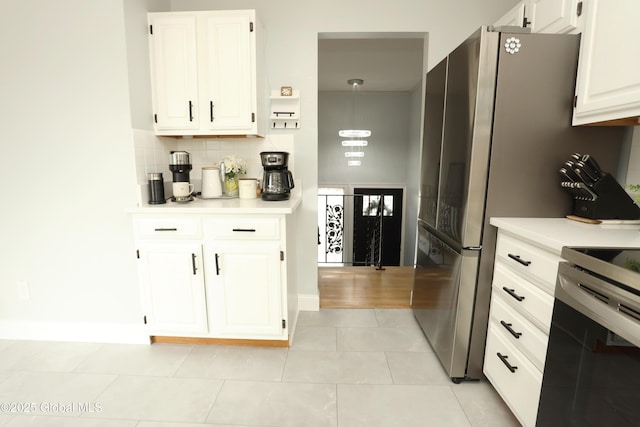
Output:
[339, 78, 371, 166]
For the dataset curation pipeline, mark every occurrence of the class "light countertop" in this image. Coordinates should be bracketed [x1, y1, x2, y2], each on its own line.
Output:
[490, 217, 640, 255]
[128, 193, 302, 215]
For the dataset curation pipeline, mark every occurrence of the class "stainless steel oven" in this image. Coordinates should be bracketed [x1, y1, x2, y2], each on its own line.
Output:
[536, 247, 640, 426]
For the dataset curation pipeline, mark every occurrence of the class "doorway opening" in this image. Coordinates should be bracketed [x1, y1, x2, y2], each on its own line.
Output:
[317, 186, 405, 268]
[317, 32, 427, 307]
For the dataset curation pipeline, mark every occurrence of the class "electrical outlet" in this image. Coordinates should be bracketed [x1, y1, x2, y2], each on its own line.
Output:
[17, 281, 30, 300]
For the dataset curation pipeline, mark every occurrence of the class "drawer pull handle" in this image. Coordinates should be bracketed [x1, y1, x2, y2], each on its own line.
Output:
[232, 228, 256, 232]
[500, 320, 522, 339]
[215, 253, 220, 275]
[508, 253, 531, 266]
[497, 353, 518, 373]
[502, 287, 525, 302]
[154, 228, 178, 232]
[191, 253, 197, 275]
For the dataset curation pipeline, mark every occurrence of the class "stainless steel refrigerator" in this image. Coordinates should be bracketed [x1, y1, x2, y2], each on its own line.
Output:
[411, 27, 625, 382]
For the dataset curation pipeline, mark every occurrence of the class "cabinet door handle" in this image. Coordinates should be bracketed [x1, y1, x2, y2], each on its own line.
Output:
[508, 253, 531, 266]
[497, 353, 518, 373]
[154, 228, 177, 232]
[188, 100, 194, 122]
[232, 228, 256, 232]
[500, 320, 522, 339]
[191, 253, 197, 275]
[210, 101, 214, 122]
[215, 253, 220, 275]
[502, 287, 525, 302]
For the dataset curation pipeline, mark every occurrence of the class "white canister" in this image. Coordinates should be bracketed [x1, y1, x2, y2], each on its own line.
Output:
[238, 178, 258, 199]
[201, 167, 223, 198]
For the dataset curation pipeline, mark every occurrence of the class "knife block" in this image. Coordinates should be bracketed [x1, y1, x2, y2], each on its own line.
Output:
[572, 174, 640, 220]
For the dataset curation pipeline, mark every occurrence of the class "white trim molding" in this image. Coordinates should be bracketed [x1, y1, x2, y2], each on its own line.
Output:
[0, 320, 150, 344]
[297, 294, 320, 311]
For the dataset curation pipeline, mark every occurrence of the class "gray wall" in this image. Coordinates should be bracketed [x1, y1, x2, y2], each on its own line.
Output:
[319, 92, 412, 183]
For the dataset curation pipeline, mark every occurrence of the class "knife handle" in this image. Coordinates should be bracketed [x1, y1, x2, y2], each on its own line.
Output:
[582, 154, 604, 177]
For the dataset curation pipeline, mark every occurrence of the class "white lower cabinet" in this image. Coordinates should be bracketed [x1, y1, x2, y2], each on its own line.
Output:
[136, 242, 208, 336]
[484, 229, 559, 427]
[205, 241, 284, 339]
[484, 324, 542, 427]
[133, 214, 289, 342]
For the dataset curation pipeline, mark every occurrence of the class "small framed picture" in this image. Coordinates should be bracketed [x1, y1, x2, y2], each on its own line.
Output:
[280, 86, 293, 96]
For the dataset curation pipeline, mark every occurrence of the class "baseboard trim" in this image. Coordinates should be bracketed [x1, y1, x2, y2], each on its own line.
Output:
[151, 336, 289, 347]
[0, 320, 150, 344]
[298, 293, 320, 311]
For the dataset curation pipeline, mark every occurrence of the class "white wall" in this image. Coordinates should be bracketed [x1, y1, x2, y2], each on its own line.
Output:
[0, 0, 143, 342]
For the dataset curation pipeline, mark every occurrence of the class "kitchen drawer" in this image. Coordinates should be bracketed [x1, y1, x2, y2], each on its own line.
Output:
[484, 324, 542, 427]
[495, 232, 562, 295]
[489, 292, 549, 371]
[133, 217, 202, 239]
[492, 262, 554, 333]
[204, 217, 280, 240]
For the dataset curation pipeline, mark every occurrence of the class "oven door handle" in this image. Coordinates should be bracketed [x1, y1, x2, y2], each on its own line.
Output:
[556, 263, 640, 348]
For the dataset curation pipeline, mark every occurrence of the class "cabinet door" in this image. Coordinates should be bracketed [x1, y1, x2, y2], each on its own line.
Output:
[530, 0, 580, 34]
[148, 14, 199, 131]
[202, 11, 255, 133]
[573, 0, 640, 125]
[137, 242, 208, 336]
[493, 1, 527, 28]
[206, 241, 283, 339]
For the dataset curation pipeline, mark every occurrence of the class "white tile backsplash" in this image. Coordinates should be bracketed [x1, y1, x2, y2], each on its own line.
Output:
[132, 130, 295, 204]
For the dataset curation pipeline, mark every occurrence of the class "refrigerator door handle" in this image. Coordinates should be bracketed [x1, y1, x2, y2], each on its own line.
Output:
[464, 246, 482, 251]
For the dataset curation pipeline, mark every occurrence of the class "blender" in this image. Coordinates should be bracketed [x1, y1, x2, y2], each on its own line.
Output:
[169, 151, 194, 202]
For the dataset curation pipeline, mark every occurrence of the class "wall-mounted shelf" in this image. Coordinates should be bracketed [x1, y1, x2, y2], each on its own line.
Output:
[270, 89, 300, 129]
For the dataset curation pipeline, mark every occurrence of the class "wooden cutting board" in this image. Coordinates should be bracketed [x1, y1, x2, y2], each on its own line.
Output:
[566, 215, 602, 224]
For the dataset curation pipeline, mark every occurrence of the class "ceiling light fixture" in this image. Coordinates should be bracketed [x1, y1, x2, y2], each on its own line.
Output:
[341, 140, 368, 147]
[339, 78, 371, 166]
[345, 151, 365, 157]
[339, 130, 371, 138]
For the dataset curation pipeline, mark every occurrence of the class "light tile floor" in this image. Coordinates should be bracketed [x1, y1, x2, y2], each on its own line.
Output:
[0, 309, 521, 427]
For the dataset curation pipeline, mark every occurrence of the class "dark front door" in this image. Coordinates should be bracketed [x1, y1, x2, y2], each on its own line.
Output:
[353, 188, 403, 266]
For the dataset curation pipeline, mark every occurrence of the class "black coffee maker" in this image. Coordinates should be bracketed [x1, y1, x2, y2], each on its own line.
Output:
[260, 151, 295, 201]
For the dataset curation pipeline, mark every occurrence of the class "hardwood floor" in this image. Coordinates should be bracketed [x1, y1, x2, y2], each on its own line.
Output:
[318, 266, 414, 308]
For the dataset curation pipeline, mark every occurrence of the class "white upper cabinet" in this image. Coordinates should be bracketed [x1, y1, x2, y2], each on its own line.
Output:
[529, 0, 580, 34]
[493, 1, 528, 28]
[203, 13, 255, 133]
[148, 10, 264, 136]
[493, 0, 580, 34]
[573, 0, 640, 125]
[148, 14, 199, 131]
